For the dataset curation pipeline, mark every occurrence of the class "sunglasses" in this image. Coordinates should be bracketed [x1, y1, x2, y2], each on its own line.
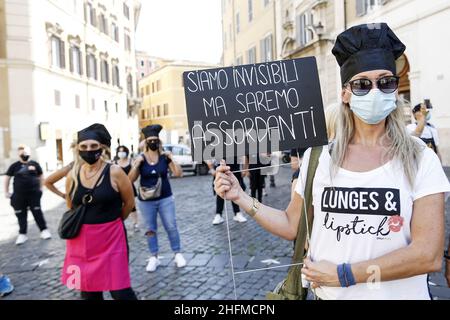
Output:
[345, 76, 400, 96]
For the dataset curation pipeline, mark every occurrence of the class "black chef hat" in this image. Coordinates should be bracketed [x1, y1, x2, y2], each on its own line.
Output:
[412, 104, 422, 114]
[332, 23, 406, 85]
[142, 124, 163, 138]
[77, 123, 112, 147]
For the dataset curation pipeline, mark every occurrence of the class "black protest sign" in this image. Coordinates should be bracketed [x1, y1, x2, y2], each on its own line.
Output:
[183, 57, 328, 161]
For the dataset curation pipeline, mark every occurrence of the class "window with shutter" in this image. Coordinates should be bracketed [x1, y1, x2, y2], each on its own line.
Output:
[296, 11, 314, 48]
[267, 35, 273, 61]
[301, 14, 307, 46]
[101, 60, 109, 84]
[59, 40, 65, 69]
[86, 54, 90, 77]
[127, 75, 133, 95]
[112, 66, 120, 87]
[86, 54, 97, 79]
[51, 37, 60, 67]
[79, 49, 83, 75]
[261, 34, 273, 62]
[260, 38, 265, 62]
[91, 8, 97, 26]
[69, 47, 74, 72]
[123, 4, 130, 19]
[247, 47, 256, 64]
[70, 46, 82, 75]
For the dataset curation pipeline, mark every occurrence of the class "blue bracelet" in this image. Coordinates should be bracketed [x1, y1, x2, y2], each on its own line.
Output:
[337, 263, 347, 287]
[344, 263, 356, 287]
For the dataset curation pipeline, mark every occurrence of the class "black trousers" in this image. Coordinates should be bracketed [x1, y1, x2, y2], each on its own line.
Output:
[10, 191, 47, 234]
[80, 287, 137, 300]
[249, 170, 265, 202]
[213, 174, 243, 215]
[216, 195, 240, 215]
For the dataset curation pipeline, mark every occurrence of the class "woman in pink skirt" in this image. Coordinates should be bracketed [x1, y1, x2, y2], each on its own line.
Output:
[61, 123, 137, 300]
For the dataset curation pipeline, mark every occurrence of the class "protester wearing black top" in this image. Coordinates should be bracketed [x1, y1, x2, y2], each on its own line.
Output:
[62, 124, 137, 300]
[4, 145, 51, 245]
[115, 145, 139, 231]
[129, 124, 186, 273]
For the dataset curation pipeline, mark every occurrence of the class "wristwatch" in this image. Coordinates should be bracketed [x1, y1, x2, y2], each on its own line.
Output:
[247, 197, 260, 218]
[444, 250, 450, 260]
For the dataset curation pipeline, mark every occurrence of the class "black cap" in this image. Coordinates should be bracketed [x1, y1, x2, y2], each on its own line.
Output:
[77, 123, 112, 147]
[142, 124, 163, 138]
[412, 103, 422, 114]
[332, 23, 406, 85]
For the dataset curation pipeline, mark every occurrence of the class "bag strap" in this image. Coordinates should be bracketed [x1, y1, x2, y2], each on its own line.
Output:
[83, 163, 110, 197]
[94, 164, 109, 189]
[281, 145, 323, 299]
[293, 145, 322, 260]
[70, 163, 109, 208]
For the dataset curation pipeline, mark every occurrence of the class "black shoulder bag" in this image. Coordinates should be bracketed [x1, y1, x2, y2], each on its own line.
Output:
[58, 165, 109, 240]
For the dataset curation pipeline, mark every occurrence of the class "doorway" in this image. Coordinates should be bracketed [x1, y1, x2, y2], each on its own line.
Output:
[56, 139, 63, 168]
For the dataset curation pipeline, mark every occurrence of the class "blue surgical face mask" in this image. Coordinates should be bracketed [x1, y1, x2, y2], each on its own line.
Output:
[349, 89, 397, 125]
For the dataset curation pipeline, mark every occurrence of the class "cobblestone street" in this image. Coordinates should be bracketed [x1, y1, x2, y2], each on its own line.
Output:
[1, 166, 449, 300]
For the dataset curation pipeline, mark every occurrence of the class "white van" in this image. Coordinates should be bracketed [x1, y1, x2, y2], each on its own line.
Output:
[163, 144, 209, 176]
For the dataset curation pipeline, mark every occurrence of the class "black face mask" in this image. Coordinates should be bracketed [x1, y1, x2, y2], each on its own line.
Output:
[79, 149, 103, 165]
[20, 155, 30, 162]
[147, 141, 160, 151]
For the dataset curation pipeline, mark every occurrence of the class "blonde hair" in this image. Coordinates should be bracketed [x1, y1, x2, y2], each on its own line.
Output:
[324, 103, 340, 140]
[331, 100, 423, 187]
[68, 144, 111, 200]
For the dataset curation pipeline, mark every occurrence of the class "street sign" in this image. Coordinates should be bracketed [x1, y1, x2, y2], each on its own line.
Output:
[183, 57, 328, 161]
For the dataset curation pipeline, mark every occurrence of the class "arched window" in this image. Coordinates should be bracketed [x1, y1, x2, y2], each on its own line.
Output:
[100, 59, 109, 83]
[112, 65, 120, 87]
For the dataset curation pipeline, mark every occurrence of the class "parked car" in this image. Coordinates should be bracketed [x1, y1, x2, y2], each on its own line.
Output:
[163, 144, 209, 176]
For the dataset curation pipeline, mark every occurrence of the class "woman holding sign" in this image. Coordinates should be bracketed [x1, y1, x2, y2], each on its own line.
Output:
[214, 23, 450, 299]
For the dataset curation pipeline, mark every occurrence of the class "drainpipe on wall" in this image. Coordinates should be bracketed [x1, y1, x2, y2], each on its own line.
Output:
[273, 0, 277, 60]
[232, 0, 236, 64]
[344, 0, 348, 30]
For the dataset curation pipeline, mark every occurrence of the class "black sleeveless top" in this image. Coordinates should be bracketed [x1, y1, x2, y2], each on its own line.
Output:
[73, 164, 123, 225]
[115, 160, 132, 175]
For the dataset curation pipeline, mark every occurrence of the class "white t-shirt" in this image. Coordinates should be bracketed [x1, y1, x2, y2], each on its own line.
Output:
[295, 140, 450, 300]
[406, 123, 440, 146]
